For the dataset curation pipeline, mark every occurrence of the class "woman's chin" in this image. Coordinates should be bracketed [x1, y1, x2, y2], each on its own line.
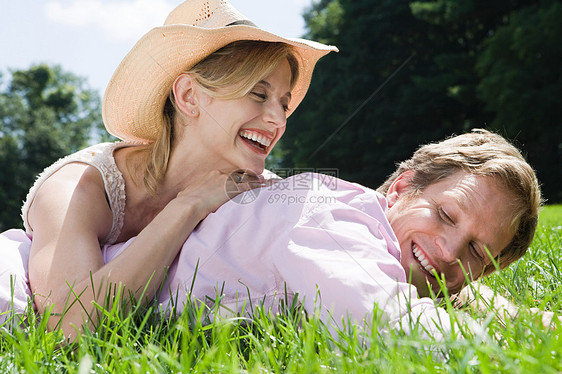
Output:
[239, 161, 265, 176]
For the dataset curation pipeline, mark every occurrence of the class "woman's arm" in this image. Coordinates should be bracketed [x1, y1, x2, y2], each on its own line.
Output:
[28, 163, 244, 339]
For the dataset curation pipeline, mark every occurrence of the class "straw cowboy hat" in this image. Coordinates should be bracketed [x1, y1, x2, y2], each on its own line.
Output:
[102, 0, 338, 143]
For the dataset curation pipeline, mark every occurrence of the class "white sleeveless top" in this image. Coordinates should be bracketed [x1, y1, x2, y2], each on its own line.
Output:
[21, 142, 129, 245]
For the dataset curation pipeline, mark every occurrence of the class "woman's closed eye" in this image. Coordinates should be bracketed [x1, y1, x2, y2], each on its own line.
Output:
[250, 91, 290, 113]
[250, 91, 267, 101]
[250, 91, 267, 102]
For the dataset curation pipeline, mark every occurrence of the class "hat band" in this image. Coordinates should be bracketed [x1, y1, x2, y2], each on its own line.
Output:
[226, 20, 256, 27]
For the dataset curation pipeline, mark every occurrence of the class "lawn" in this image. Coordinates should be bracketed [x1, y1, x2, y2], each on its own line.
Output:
[1, 206, 561, 372]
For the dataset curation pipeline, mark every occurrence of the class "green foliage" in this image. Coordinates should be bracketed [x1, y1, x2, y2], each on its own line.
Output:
[0, 64, 109, 230]
[476, 2, 562, 202]
[1, 206, 561, 371]
[481, 205, 562, 330]
[282, 0, 561, 203]
[285, 0, 440, 188]
[303, 0, 345, 44]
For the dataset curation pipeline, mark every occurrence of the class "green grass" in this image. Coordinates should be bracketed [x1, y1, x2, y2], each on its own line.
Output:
[1, 206, 561, 372]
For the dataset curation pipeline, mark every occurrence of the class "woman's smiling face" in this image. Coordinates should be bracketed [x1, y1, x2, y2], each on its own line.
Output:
[386, 170, 516, 297]
[189, 58, 292, 174]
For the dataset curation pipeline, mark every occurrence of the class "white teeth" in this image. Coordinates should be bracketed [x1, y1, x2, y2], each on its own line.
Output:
[239, 130, 272, 147]
[412, 243, 435, 274]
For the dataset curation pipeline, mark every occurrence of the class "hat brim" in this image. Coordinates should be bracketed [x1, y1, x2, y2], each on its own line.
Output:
[102, 24, 337, 143]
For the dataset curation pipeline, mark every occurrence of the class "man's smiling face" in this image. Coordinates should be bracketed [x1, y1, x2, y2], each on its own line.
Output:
[386, 170, 516, 297]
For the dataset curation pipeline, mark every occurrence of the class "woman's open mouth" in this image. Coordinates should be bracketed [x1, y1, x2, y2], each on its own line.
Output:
[239, 129, 272, 153]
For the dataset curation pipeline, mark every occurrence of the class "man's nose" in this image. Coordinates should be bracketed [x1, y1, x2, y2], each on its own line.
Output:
[435, 233, 467, 265]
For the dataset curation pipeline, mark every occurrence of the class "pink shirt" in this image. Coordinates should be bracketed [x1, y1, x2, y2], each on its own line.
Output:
[103, 173, 454, 337]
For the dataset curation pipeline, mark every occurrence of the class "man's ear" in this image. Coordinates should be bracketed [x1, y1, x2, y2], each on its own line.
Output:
[386, 170, 415, 208]
[172, 73, 199, 118]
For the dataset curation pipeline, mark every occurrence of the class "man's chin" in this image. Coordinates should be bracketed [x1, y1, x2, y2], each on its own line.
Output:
[402, 264, 444, 298]
[412, 275, 446, 298]
[413, 281, 433, 298]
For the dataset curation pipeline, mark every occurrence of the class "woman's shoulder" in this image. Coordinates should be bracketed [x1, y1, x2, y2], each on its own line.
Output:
[25, 161, 113, 241]
[56, 142, 128, 166]
[20, 142, 128, 235]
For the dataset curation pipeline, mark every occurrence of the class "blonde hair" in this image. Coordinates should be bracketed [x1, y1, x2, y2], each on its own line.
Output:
[377, 129, 542, 275]
[135, 41, 300, 194]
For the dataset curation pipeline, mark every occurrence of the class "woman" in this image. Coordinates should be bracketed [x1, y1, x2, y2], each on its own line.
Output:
[0, 0, 336, 338]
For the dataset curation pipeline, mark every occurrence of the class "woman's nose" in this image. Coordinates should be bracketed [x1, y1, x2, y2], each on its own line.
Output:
[263, 102, 287, 129]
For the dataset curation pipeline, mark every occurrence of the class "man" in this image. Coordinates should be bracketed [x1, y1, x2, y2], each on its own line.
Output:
[103, 129, 541, 338]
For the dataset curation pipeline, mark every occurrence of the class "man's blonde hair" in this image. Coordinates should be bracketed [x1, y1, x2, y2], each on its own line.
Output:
[377, 129, 542, 275]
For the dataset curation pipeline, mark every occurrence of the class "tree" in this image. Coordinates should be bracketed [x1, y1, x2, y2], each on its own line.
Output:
[476, 2, 562, 202]
[280, 0, 560, 202]
[406, 0, 561, 202]
[0, 64, 108, 230]
[282, 0, 473, 186]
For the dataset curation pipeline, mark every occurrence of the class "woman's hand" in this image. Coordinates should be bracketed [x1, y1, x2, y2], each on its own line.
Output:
[174, 169, 265, 221]
[454, 282, 562, 329]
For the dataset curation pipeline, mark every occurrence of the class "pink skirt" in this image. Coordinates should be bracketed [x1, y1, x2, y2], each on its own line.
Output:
[0, 229, 127, 324]
[0, 229, 33, 324]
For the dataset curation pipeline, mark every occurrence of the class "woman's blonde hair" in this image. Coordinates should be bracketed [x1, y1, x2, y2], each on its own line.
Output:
[377, 129, 542, 276]
[133, 40, 300, 194]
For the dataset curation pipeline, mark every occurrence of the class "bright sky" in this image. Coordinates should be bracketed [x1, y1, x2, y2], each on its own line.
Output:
[0, 0, 310, 95]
